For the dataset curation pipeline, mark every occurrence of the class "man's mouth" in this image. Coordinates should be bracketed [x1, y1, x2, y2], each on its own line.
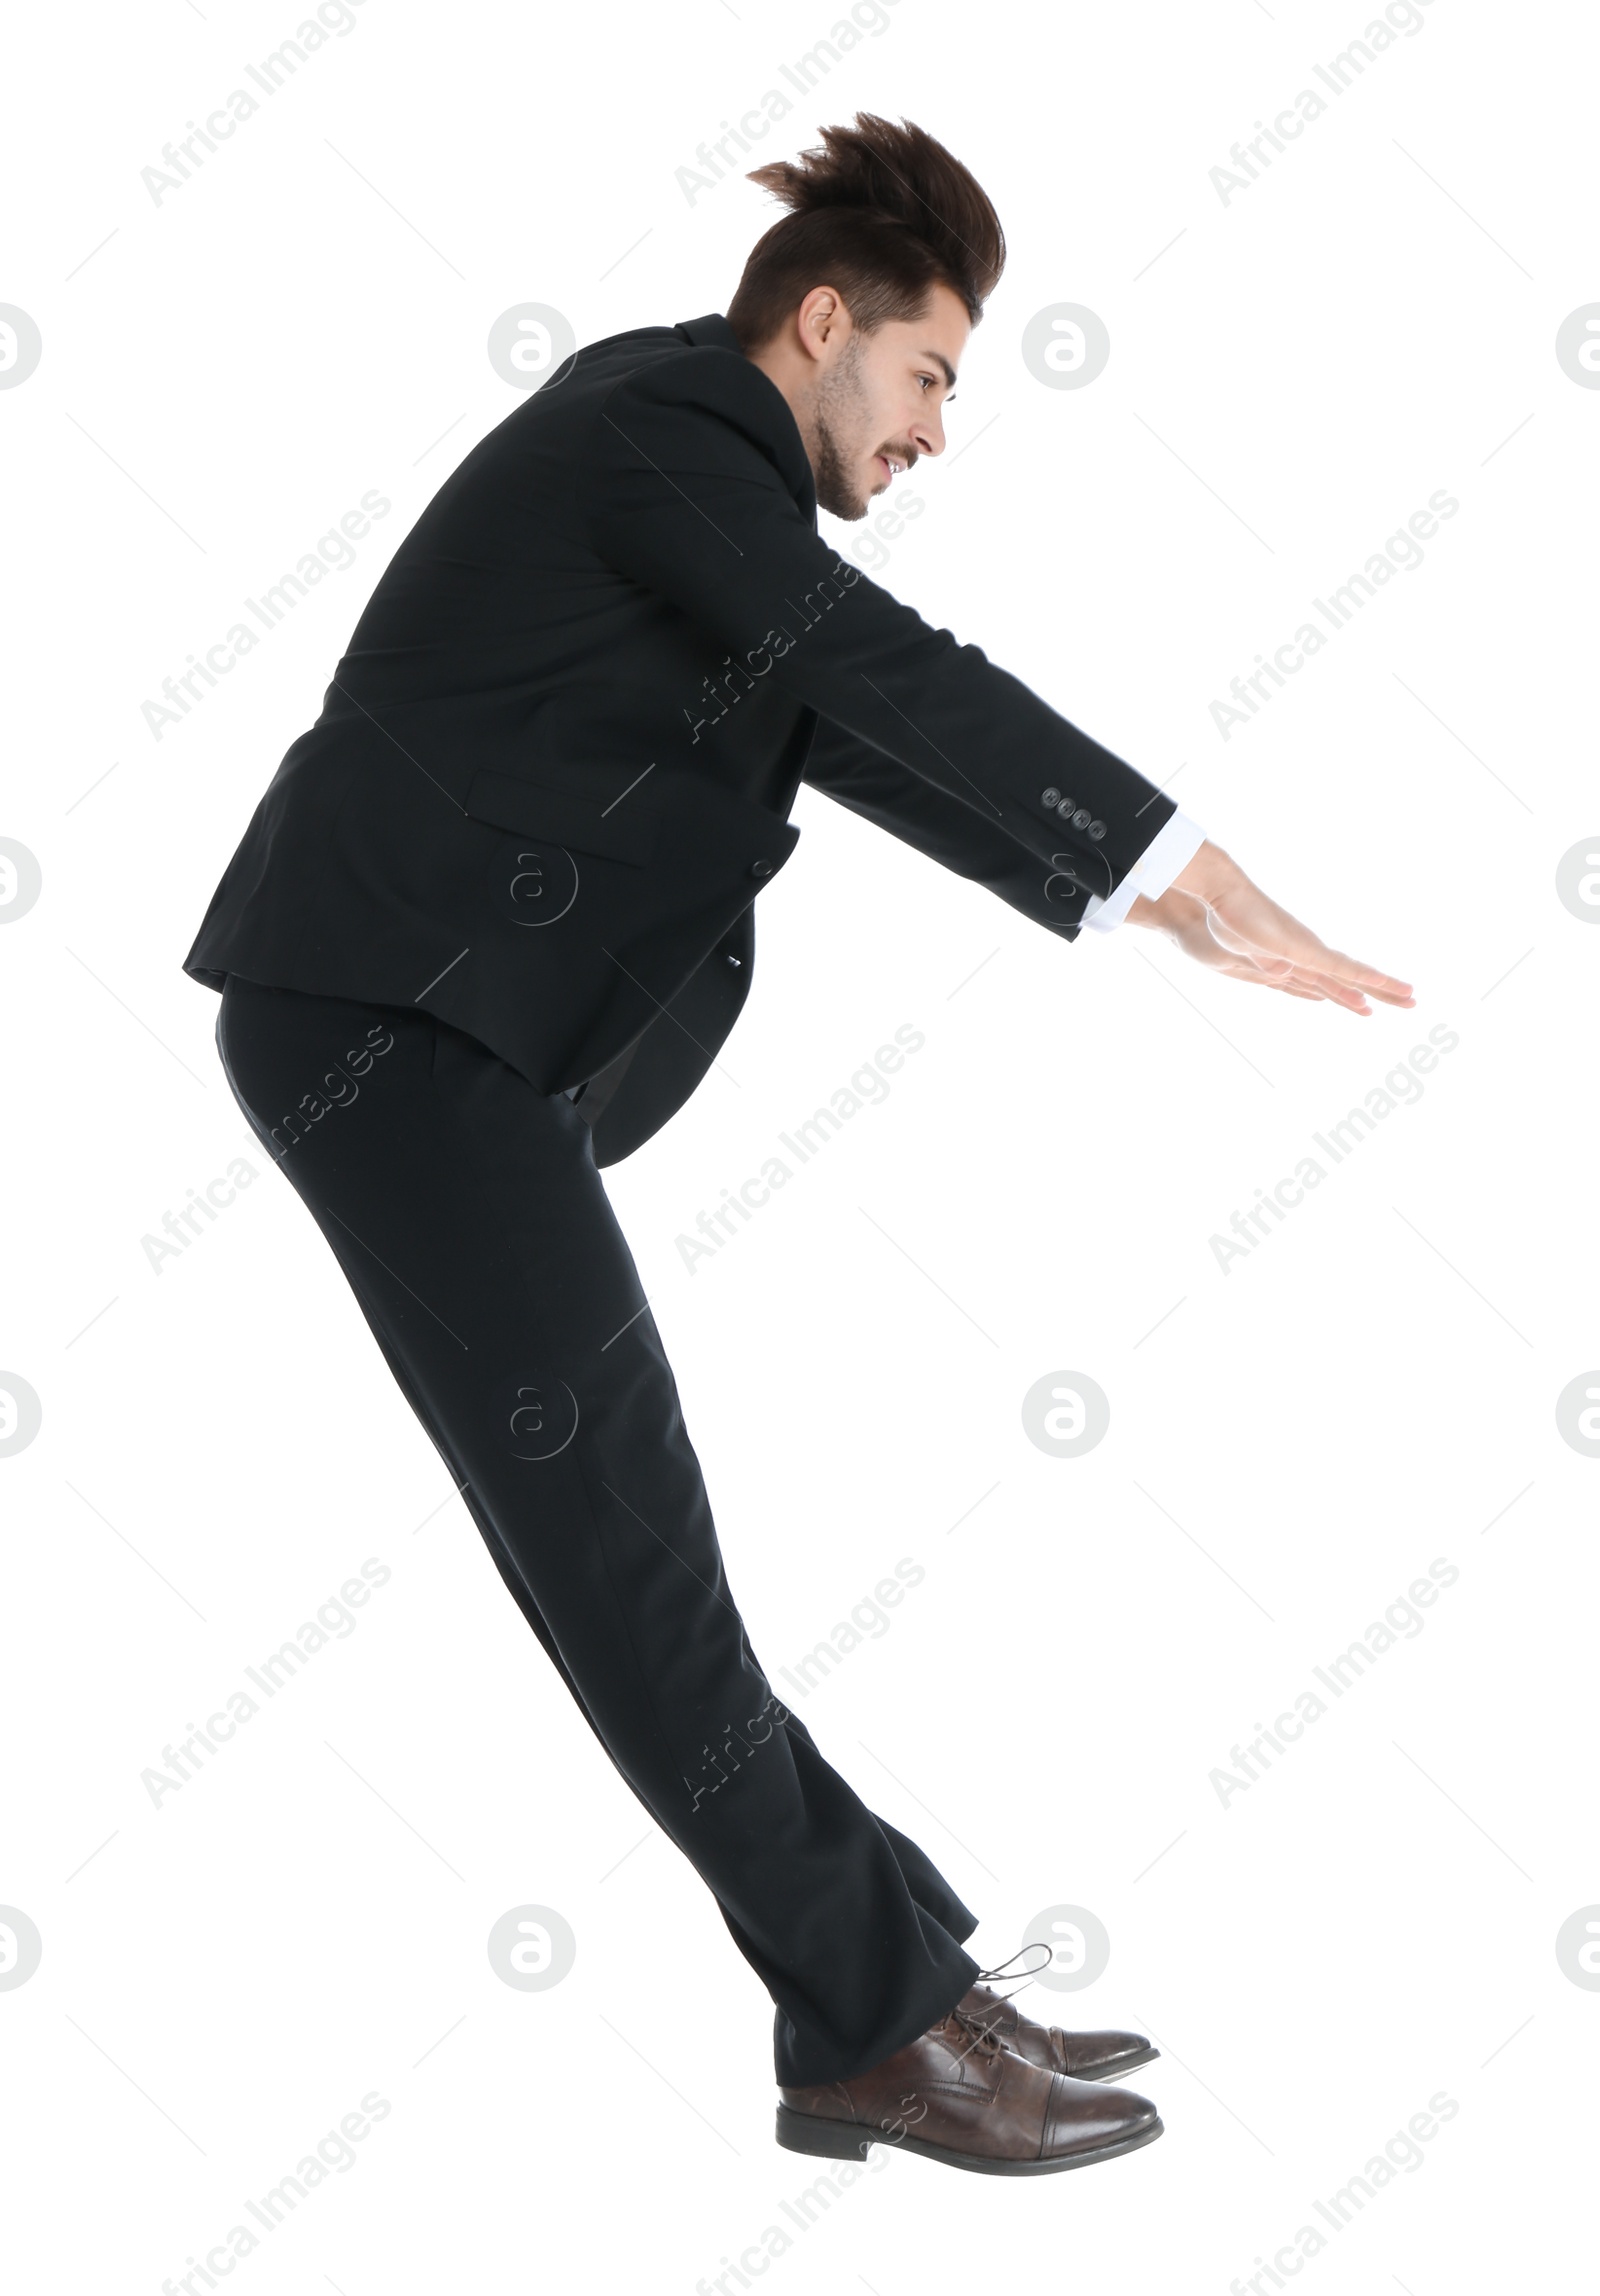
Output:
[876, 453, 907, 485]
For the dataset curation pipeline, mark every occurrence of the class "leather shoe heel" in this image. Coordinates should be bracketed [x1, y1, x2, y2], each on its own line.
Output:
[775, 2103, 874, 2161]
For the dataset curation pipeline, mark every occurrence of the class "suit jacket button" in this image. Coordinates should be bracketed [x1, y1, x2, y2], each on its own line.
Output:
[749, 857, 774, 880]
[1072, 807, 1092, 829]
[1088, 820, 1106, 840]
[1041, 786, 1061, 808]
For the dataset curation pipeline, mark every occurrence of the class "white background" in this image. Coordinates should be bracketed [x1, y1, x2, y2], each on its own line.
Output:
[2, 0, 1595, 2288]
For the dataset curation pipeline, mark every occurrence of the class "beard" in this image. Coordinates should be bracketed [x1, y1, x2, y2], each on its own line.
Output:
[810, 335, 875, 521]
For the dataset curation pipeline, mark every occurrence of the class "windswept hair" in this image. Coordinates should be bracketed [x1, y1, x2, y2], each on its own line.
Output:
[725, 113, 1006, 350]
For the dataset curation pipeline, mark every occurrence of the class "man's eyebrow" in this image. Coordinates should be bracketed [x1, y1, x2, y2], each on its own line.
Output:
[920, 349, 958, 393]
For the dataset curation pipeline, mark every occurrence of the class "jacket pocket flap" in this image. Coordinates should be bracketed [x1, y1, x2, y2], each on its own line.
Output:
[462, 766, 657, 867]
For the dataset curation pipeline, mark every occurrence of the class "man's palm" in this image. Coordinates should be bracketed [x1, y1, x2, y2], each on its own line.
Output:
[1131, 848, 1414, 1016]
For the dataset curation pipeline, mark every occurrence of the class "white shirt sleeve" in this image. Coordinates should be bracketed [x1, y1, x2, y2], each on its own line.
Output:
[1080, 809, 1208, 934]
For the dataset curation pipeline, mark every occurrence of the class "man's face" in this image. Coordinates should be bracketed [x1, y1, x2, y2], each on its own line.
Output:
[762, 282, 970, 522]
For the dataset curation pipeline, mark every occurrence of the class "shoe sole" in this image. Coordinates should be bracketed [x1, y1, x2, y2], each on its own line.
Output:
[775, 2103, 1164, 2176]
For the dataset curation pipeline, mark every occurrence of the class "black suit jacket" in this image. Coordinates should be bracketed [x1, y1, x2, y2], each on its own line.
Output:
[183, 311, 1176, 1165]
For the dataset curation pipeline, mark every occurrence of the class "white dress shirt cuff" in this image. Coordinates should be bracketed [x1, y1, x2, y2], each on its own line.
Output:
[1081, 809, 1208, 934]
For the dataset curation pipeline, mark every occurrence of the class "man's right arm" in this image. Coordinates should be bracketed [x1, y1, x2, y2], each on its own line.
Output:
[577, 353, 1414, 1019]
[798, 710, 1095, 937]
[578, 350, 1178, 920]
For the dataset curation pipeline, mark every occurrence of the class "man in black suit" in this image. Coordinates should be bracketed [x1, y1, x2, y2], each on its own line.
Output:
[187, 115, 1410, 2175]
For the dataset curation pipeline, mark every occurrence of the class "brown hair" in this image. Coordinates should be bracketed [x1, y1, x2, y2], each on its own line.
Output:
[725, 113, 1005, 352]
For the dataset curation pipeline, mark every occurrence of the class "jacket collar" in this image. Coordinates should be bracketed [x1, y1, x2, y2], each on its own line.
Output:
[674, 311, 745, 354]
[673, 312, 816, 524]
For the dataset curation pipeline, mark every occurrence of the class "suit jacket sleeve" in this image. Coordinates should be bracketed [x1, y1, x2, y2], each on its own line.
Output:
[798, 708, 1095, 938]
[578, 349, 1177, 915]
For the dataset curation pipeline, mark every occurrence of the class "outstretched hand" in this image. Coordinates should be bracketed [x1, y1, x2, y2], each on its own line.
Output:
[1126, 842, 1415, 1015]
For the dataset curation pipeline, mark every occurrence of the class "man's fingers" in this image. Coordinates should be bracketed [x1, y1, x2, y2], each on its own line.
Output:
[1321, 952, 1416, 1005]
[1210, 897, 1415, 1006]
[1231, 973, 1326, 1000]
[1332, 968, 1411, 1004]
[1209, 948, 1331, 998]
[1194, 934, 1324, 994]
[1304, 977, 1373, 1013]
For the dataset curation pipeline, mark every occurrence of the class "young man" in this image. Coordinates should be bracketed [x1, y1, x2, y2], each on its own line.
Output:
[184, 114, 1411, 2176]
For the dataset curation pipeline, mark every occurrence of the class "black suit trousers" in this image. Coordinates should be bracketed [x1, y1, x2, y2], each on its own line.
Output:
[214, 973, 981, 2085]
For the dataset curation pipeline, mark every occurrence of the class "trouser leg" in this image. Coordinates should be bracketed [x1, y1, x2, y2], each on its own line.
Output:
[214, 975, 980, 2085]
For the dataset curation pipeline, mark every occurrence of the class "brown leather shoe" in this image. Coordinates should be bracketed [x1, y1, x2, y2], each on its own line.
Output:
[777, 2008, 1162, 2176]
[957, 1982, 1159, 2083]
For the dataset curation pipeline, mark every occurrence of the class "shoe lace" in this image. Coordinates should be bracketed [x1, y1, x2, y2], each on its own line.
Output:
[942, 2006, 1008, 2066]
[971, 1940, 1054, 2011]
